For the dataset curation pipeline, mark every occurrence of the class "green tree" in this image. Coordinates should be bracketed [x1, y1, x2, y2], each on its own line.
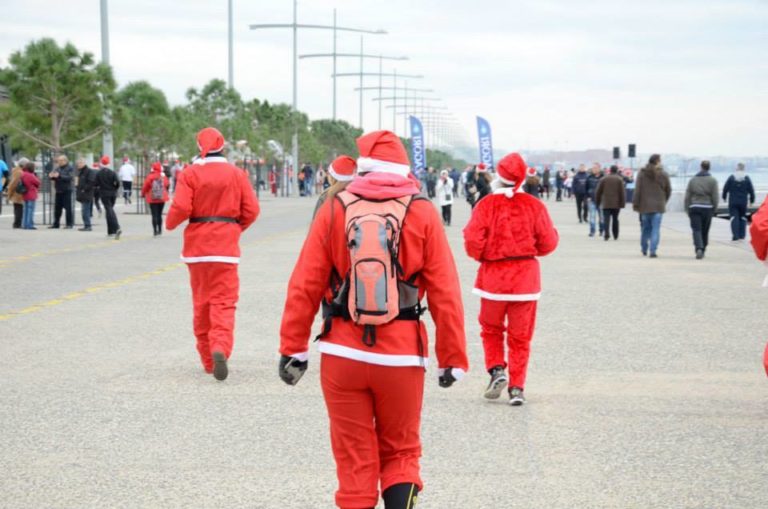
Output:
[0, 38, 115, 152]
[310, 119, 362, 161]
[114, 81, 171, 160]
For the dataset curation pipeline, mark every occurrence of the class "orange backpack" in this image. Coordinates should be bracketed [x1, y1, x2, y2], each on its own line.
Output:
[326, 190, 421, 346]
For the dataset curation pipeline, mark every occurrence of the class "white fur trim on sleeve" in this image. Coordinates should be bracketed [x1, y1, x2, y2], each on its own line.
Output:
[290, 351, 309, 362]
[357, 157, 410, 177]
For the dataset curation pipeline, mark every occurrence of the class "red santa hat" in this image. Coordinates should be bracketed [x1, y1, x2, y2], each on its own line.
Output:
[100, 155, 110, 166]
[496, 152, 528, 189]
[527, 167, 538, 177]
[122, 156, 129, 163]
[151, 162, 162, 173]
[356, 130, 410, 177]
[477, 163, 487, 172]
[328, 155, 356, 182]
[197, 127, 225, 158]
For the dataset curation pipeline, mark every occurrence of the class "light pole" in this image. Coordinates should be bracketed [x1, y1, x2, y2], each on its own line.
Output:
[228, 0, 234, 89]
[300, 53, 408, 128]
[335, 72, 423, 130]
[356, 86, 433, 134]
[99, 0, 113, 165]
[250, 7, 385, 195]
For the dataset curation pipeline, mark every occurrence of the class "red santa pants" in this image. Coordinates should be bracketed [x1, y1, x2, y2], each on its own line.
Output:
[479, 299, 538, 388]
[320, 353, 424, 509]
[187, 262, 239, 371]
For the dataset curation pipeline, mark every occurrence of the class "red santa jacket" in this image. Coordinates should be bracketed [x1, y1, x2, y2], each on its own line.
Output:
[141, 170, 170, 204]
[750, 196, 768, 261]
[166, 156, 260, 263]
[463, 189, 559, 300]
[279, 173, 469, 377]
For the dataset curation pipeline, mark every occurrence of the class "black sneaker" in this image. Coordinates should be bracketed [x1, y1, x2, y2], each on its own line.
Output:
[212, 351, 228, 381]
[509, 386, 526, 406]
[650, 253, 658, 258]
[695, 249, 704, 260]
[78, 227, 92, 232]
[483, 366, 508, 400]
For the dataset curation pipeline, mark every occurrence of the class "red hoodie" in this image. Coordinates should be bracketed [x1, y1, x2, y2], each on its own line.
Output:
[141, 165, 170, 204]
[280, 172, 469, 377]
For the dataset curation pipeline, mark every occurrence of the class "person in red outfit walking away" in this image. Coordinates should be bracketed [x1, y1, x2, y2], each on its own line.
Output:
[279, 130, 468, 509]
[463, 152, 559, 406]
[141, 162, 170, 236]
[749, 197, 768, 377]
[166, 127, 260, 380]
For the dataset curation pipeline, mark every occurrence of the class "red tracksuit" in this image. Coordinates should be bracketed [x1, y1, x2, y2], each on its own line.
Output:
[280, 173, 468, 509]
[749, 197, 768, 377]
[464, 189, 558, 388]
[166, 156, 260, 372]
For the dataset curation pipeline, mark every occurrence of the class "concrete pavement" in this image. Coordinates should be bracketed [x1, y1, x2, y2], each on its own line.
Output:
[1, 193, 766, 508]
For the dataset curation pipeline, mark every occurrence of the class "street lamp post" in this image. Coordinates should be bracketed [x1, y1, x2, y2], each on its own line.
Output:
[249, 7, 385, 196]
[335, 72, 423, 130]
[99, 0, 113, 165]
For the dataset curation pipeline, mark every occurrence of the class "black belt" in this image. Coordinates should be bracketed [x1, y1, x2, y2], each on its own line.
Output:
[189, 216, 239, 224]
[495, 255, 534, 261]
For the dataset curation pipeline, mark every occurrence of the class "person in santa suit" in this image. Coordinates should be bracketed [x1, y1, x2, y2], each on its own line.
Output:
[279, 130, 468, 509]
[166, 127, 260, 381]
[748, 197, 768, 377]
[463, 152, 559, 406]
[312, 154, 356, 218]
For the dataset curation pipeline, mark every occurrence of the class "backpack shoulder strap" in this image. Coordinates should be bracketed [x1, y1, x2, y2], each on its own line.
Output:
[335, 190, 361, 210]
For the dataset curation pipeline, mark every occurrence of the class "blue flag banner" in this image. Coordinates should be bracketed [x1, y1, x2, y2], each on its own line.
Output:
[410, 116, 426, 173]
[476, 116, 494, 169]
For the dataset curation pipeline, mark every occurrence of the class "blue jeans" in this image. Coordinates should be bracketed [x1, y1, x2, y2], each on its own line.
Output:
[729, 203, 747, 240]
[81, 200, 93, 228]
[588, 199, 604, 235]
[640, 213, 663, 255]
[23, 200, 36, 229]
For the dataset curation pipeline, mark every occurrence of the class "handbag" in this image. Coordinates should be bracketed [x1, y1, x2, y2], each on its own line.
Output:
[16, 179, 27, 195]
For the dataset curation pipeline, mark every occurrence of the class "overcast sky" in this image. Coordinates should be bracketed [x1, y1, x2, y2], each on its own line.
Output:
[2, 0, 766, 157]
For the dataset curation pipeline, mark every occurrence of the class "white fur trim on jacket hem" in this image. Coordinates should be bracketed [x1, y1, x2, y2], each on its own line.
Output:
[319, 342, 428, 367]
[357, 157, 410, 177]
[437, 367, 466, 382]
[181, 255, 240, 264]
[472, 288, 541, 301]
[328, 164, 354, 182]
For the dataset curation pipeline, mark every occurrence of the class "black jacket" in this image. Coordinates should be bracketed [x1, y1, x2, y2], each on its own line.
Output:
[76, 167, 96, 202]
[722, 175, 755, 206]
[94, 167, 121, 198]
[52, 163, 74, 193]
[572, 171, 589, 196]
[586, 174, 603, 201]
[476, 173, 492, 200]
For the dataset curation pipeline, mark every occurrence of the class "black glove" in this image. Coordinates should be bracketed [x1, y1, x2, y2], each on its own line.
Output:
[278, 355, 308, 386]
[438, 367, 457, 388]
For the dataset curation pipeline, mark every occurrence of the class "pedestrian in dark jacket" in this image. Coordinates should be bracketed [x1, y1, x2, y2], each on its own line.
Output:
[542, 167, 551, 200]
[49, 155, 75, 229]
[722, 162, 755, 241]
[586, 164, 605, 237]
[94, 156, 122, 239]
[596, 165, 626, 240]
[555, 170, 565, 201]
[632, 154, 672, 257]
[685, 160, 719, 259]
[475, 166, 492, 205]
[75, 158, 96, 231]
[572, 165, 589, 223]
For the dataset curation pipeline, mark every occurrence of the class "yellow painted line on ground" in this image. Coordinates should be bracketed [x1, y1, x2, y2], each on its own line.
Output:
[0, 235, 150, 267]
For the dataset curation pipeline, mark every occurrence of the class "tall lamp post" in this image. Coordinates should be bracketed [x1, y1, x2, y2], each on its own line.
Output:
[250, 5, 385, 195]
[99, 0, 113, 165]
[334, 71, 423, 129]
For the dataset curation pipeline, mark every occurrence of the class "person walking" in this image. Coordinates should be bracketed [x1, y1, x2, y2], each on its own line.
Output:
[633, 154, 672, 258]
[94, 156, 122, 239]
[118, 157, 136, 205]
[141, 162, 170, 236]
[49, 155, 75, 229]
[523, 167, 541, 198]
[279, 130, 468, 509]
[596, 165, 626, 241]
[6, 158, 28, 229]
[437, 169, 454, 225]
[586, 164, 605, 237]
[426, 166, 438, 199]
[166, 128, 260, 380]
[722, 162, 756, 241]
[313, 155, 356, 218]
[572, 165, 589, 223]
[555, 169, 565, 201]
[75, 158, 96, 232]
[463, 152, 559, 406]
[475, 163, 493, 204]
[20, 161, 40, 230]
[684, 160, 719, 259]
[450, 167, 460, 197]
[542, 166, 551, 200]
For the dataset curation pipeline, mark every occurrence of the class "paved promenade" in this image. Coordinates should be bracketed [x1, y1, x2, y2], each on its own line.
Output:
[1, 193, 766, 508]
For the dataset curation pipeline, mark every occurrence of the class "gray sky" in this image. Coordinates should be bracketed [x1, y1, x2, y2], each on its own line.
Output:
[2, 0, 766, 157]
